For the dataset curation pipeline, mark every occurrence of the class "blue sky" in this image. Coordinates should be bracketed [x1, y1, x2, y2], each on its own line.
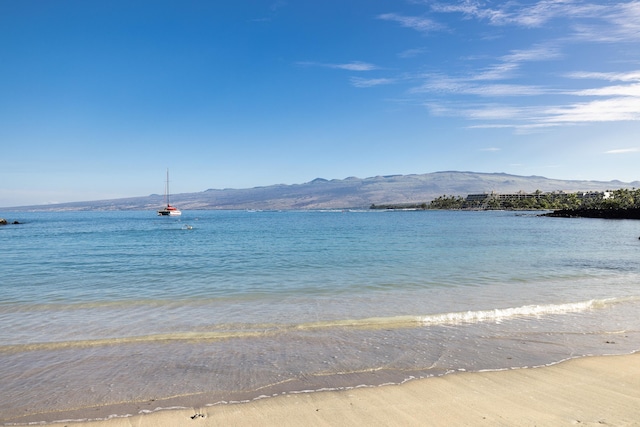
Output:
[2, 0, 640, 207]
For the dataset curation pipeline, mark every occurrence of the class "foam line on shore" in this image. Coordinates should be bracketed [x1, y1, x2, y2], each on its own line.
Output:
[419, 298, 617, 325]
[5, 353, 640, 426]
[0, 298, 622, 354]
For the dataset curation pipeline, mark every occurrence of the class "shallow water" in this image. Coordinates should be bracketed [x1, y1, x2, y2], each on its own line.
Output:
[1, 210, 639, 424]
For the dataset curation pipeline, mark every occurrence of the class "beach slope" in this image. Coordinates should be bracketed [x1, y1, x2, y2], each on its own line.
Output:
[69, 353, 640, 427]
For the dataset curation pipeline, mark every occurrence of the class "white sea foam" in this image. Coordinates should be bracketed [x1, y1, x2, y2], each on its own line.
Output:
[419, 299, 614, 326]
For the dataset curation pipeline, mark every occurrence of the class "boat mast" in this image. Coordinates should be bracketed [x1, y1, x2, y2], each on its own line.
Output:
[165, 168, 171, 207]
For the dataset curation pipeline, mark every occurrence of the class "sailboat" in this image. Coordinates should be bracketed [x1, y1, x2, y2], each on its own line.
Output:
[157, 169, 182, 216]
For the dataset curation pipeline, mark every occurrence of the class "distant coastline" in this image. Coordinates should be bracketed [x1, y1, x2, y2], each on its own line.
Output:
[4, 171, 638, 211]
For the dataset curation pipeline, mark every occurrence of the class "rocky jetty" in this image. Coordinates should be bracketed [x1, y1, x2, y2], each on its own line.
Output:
[544, 208, 640, 219]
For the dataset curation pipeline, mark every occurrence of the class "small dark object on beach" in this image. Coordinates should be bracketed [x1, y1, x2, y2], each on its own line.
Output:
[191, 413, 205, 419]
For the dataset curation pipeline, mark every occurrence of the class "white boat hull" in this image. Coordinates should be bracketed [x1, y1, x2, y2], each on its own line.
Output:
[158, 207, 181, 216]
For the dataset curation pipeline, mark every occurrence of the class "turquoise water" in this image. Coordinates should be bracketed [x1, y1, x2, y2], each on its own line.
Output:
[1, 210, 640, 423]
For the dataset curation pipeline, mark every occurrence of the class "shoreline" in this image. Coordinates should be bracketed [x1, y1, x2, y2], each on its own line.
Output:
[16, 352, 640, 426]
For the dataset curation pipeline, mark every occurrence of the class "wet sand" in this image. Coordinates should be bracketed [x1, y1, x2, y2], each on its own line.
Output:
[58, 352, 640, 427]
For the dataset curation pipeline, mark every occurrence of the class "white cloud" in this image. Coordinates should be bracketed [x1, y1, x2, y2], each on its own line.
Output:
[512, 1, 607, 27]
[430, 0, 640, 44]
[430, 1, 508, 24]
[501, 45, 562, 63]
[427, 93, 640, 130]
[413, 73, 550, 97]
[460, 44, 562, 83]
[375, 2, 640, 131]
[465, 105, 534, 121]
[469, 84, 549, 96]
[467, 45, 561, 81]
[398, 48, 427, 58]
[414, 70, 640, 129]
[425, 101, 536, 123]
[567, 70, 640, 82]
[297, 61, 378, 71]
[350, 77, 396, 88]
[427, 1, 640, 43]
[537, 70, 640, 123]
[332, 61, 378, 71]
[605, 148, 640, 154]
[270, 1, 286, 12]
[471, 63, 520, 81]
[570, 83, 640, 97]
[572, 1, 640, 42]
[377, 13, 444, 33]
[432, 0, 608, 28]
[542, 97, 640, 123]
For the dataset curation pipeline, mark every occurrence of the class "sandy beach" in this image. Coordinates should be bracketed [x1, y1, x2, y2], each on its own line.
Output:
[56, 353, 640, 427]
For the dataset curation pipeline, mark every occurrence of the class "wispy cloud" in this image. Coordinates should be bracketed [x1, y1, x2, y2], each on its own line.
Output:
[537, 71, 640, 124]
[410, 43, 561, 96]
[501, 45, 562, 63]
[270, 1, 286, 12]
[472, 44, 562, 81]
[567, 70, 640, 83]
[412, 44, 562, 94]
[424, 102, 534, 123]
[431, 0, 608, 29]
[430, 0, 640, 42]
[443, 91, 640, 129]
[541, 96, 640, 123]
[361, 2, 640, 131]
[572, 1, 640, 42]
[471, 63, 520, 81]
[297, 61, 378, 71]
[413, 78, 550, 96]
[251, 0, 287, 22]
[398, 48, 427, 58]
[377, 13, 445, 33]
[333, 61, 378, 71]
[429, 1, 509, 25]
[605, 147, 640, 154]
[569, 83, 640, 97]
[350, 77, 396, 88]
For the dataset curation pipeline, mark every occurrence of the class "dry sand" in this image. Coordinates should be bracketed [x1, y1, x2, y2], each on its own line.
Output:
[63, 353, 640, 426]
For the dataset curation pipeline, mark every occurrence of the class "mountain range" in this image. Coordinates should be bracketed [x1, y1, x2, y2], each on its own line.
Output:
[9, 171, 640, 211]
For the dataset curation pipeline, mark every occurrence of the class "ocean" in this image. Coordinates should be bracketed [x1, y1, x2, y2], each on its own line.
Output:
[1, 209, 639, 424]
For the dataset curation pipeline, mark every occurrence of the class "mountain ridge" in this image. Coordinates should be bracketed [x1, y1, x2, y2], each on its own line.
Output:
[6, 171, 640, 211]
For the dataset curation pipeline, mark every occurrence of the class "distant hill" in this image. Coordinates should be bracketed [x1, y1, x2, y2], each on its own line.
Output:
[8, 171, 640, 211]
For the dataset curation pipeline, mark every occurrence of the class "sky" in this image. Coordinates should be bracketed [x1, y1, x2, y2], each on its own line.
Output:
[2, 0, 640, 207]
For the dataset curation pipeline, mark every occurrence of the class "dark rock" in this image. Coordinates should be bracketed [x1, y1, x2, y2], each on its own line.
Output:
[544, 208, 640, 219]
[0, 219, 21, 225]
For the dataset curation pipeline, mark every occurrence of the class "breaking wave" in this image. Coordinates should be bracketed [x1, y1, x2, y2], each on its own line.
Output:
[419, 299, 616, 325]
[0, 298, 622, 354]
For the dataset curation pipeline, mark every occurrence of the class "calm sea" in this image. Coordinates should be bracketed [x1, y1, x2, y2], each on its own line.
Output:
[1, 210, 640, 423]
